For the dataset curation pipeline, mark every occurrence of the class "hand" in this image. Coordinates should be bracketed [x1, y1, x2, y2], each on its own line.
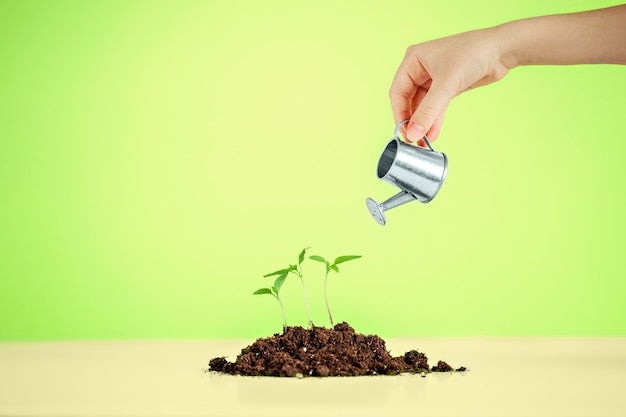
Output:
[389, 27, 512, 143]
[389, 5, 626, 144]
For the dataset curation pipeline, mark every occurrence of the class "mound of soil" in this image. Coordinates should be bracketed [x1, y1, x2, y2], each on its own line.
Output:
[209, 322, 466, 377]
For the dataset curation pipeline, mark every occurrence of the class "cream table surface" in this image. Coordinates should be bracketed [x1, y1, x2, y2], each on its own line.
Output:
[1, 337, 625, 417]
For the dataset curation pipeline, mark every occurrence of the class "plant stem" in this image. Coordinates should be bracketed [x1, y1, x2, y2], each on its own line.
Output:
[323, 269, 334, 327]
[295, 269, 314, 327]
[277, 295, 288, 328]
[301, 279, 313, 327]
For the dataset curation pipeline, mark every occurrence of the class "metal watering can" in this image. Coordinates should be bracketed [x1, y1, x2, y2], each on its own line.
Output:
[366, 120, 448, 225]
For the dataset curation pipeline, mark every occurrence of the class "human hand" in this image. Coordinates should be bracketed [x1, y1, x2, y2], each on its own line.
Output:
[389, 27, 513, 144]
[390, 5, 626, 144]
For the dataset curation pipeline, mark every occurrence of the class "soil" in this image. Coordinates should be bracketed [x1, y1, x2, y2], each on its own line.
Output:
[209, 322, 466, 377]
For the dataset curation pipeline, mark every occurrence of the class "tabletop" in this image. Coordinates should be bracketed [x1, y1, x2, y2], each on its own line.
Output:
[1, 337, 625, 417]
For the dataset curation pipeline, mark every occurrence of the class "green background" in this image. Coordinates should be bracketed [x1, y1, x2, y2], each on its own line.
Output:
[1, 0, 624, 341]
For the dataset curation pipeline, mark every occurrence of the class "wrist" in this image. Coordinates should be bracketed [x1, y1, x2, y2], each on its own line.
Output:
[492, 21, 526, 70]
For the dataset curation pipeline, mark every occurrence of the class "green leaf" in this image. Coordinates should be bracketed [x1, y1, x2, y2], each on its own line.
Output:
[309, 255, 327, 263]
[273, 271, 288, 293]
[329, 265, 339, 273]
[253, 288, 273, 295]
[263, 268, 288, 277]
[298, 247, 310, 265]
[333, 255, 362, 266]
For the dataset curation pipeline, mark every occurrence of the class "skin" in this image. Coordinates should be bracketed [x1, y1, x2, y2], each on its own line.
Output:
[390, 4, 626, 144]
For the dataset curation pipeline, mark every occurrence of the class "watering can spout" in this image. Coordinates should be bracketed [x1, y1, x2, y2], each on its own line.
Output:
[366, 192, 417, 226]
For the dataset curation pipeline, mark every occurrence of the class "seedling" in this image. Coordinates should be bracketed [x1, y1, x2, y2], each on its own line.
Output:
[263, 247, 314, 327]
[253, 271, 289, 327]
[309, 254, 361, 327]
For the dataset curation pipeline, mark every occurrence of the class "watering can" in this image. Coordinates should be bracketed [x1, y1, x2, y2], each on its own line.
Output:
[366, 120, 448, 225]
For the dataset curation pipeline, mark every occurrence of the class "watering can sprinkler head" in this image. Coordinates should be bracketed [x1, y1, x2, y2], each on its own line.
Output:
[366, 120, 448, 226]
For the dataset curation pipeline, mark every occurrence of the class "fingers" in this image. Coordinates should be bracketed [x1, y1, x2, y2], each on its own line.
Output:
[416, 115, 443, 147]
[406, 80, 454, 142]
[390, 49, 454, 144]
[425, 110, 445, 142]
[389, 70, 417, 126]
[389, 55, 430, 126]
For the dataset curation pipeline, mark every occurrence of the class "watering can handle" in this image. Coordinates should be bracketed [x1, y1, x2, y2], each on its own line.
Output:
[394, 120, 434, 152]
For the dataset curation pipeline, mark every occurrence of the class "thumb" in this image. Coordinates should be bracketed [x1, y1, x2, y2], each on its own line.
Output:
[407, 82, 453, 142]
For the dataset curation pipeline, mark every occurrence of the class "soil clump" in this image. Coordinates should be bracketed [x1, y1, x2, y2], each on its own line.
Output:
[209, 322, 465, 377]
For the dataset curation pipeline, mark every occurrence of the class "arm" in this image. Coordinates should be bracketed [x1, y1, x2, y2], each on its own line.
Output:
[390, 5, 626, 143]
[501, 5, 626, 67]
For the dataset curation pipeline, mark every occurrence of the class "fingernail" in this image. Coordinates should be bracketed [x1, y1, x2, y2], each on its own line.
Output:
[408, 123, 425, 142]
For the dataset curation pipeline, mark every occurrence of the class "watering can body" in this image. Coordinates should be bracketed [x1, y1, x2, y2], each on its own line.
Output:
[366, 122, 448, 225]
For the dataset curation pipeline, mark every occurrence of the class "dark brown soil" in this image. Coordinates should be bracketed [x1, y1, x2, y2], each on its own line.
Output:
[209, 322, 466, 377]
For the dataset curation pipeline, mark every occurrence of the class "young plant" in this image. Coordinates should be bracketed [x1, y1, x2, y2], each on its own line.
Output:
[309, 254, 362, 327]
[253, 270, 289, 327]
[263, 247, 314, 327]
